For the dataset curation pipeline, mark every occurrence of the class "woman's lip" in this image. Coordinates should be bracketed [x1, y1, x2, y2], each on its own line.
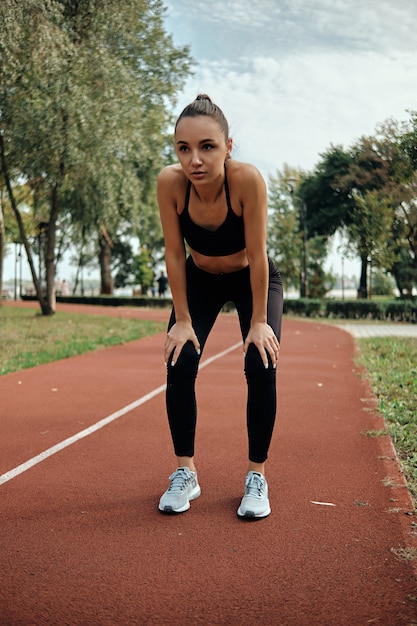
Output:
[191, 171, 205, 177]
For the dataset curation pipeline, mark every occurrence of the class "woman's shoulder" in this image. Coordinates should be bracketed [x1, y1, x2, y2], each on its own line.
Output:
[158, 163, 187, 187]
[157, 165, 188, 212]
[226, 160, 266, 196]
[226, 159, 264, 183]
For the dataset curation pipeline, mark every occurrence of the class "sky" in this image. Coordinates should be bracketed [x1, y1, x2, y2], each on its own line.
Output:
[4, 0, 417, 283]
[163, 0, 417, 278]
[164, 0, 417, 177]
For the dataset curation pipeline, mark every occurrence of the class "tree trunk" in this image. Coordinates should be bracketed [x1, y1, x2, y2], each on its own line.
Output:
[357, 254, 368, 299]
[99, 234, 113, 295]
[0, 134, 50, 314]
[43, 184, 61, 315]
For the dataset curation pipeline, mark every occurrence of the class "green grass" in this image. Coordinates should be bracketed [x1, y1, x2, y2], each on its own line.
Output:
[0, 307, 166, 375]
[357, 336, 417, 506]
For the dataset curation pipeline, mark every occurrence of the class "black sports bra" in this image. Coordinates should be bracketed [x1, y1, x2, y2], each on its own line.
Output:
[178, 169, 246, 257]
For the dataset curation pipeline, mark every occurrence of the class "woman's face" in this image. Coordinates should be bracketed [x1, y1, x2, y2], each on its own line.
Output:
[175, 115, 232, 185]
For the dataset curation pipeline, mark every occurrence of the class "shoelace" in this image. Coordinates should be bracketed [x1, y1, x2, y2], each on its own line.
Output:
[245, 474, 265, 498]
[168, 470, 191, 493]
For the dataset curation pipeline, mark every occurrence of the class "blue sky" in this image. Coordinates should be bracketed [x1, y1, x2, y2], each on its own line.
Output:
[164, 0, 417, 177]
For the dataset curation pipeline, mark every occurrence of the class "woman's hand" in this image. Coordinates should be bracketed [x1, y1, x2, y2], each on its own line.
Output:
[164, 321, 200, 366]
[243, 322, 280, 369]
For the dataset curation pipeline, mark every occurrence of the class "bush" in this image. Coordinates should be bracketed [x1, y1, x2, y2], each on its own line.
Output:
[21, 294, 417, 322]
[385, 301, 417, 322]
[283, 299, 323, 317]
[326, 300, 382, 320]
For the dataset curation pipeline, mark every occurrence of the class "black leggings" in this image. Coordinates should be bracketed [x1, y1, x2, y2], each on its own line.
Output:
[166, 256, 283, 463]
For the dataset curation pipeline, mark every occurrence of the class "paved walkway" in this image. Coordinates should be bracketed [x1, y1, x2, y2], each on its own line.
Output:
[1, 303, 416, 625]
[337, 322, 417, 338]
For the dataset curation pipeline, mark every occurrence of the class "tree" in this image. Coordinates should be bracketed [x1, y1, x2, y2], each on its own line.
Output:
[307, 235, 334, 298]
[0, 0, 192, 313]
[397, 112, 417, 284]
[340, 127, 413, 298]
[267, 167, 303, 294]
[300, 134, 403, 299]
[132, 247, 154, 294]
[346, 188, 395, 298]
[300, 146, 354, 239]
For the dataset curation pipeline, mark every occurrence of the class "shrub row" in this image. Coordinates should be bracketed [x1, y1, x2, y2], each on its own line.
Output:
[21, 295, 417, 322]
[284, 298, 417, 322]
[22, 294, 173, 309]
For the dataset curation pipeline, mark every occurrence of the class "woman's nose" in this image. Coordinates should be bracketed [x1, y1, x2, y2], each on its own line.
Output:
[190, 151, 203, 165]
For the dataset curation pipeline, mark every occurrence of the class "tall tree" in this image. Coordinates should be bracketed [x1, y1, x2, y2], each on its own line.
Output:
[267, 167, 303, 294]
[0, 0, 192, 313]
[340, 128, 411, 297]
[300, 146, 354, 239]
[398, 112, 417, 278]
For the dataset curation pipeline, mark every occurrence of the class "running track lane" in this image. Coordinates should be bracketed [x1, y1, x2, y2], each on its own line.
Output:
[0, 307, 416, 625]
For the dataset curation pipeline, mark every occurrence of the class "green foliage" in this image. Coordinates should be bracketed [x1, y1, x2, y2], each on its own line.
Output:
[358, 337, 417, 505]
[0, 0, 193, 307]
[132, 247, 154, 292]
[282, 298, 417, 322]
[325, 299, 382, 319]
[371, 271, 395, 296]
[390, 246, 417, 298]
[0, 306, 165, 375]
[306, 235, 334, 298]
[268, 168, 338, 298]
[283, 299, 322, 317]
[300, 146, 354, 238]
[267, 167, 302, 292]
[400, 110, 417, 170]
[385, 300, 417, 321]
[297, 121, 417, 298]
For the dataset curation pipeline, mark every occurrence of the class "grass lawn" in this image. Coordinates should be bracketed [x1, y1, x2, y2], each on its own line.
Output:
[357, 336, 417, 507]
[0, 306, 166, 376]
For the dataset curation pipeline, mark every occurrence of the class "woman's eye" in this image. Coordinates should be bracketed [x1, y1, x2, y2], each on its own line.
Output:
[203, 144, 214, 150]
[179, 146, 189, 152]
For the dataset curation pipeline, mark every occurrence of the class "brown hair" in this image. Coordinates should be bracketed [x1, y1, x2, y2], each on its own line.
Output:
[175, 94, 230, 142]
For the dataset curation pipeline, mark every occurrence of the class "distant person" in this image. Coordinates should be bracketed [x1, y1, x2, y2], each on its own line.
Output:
[157, 271, 168, 297]
[61, 280, 69, 296]
[156, 94, 283, 519]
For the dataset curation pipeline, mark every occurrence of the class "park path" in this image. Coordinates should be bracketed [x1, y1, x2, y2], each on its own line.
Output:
[1, 301, 416, 625]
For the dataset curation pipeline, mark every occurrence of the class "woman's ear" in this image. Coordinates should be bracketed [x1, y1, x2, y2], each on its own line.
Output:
[226, 137, 233, 158]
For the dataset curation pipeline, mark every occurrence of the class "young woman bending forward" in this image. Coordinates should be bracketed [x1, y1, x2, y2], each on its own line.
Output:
[157, 94, 283, 519]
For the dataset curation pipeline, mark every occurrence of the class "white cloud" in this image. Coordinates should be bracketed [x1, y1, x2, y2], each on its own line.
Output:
[177, 47, 417, 176]
[166, 0, 417, 59]
[165, 0, 417, 180]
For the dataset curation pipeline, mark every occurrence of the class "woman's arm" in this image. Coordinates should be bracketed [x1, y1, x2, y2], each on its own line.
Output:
[157, 167, 200, 364]
[237, 164, 280, 367]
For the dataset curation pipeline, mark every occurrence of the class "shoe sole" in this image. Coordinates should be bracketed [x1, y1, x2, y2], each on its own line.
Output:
[158, 485, 201, 514]
[237, 505, 271, 520]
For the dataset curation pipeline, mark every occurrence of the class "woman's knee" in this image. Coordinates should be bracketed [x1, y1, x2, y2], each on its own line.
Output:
[167, 341, 200, 381]
[244, 344, 276, 380]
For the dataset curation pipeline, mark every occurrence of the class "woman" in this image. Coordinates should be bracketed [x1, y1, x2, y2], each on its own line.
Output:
[157, 94, 283, 519]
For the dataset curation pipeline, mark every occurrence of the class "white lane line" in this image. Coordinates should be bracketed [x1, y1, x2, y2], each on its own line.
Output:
[0, 342, 241, 486]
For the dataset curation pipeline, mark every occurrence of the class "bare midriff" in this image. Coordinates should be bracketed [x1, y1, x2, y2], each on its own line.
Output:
[190, 247, 249, 274]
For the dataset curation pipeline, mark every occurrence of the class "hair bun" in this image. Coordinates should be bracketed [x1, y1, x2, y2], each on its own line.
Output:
[196, 94, 212, 102]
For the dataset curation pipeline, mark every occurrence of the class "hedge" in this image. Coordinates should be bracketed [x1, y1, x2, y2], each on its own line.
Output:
[284, 298, 416, 322]
[21, 295, 417, 322]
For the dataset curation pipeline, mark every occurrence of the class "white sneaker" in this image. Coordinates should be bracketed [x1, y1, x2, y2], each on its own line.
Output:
[237, 471, 271, 519]
[158, 467, 201, 514]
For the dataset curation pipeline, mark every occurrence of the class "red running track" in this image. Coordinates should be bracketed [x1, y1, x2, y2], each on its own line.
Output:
[1, 302, 416, 625]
